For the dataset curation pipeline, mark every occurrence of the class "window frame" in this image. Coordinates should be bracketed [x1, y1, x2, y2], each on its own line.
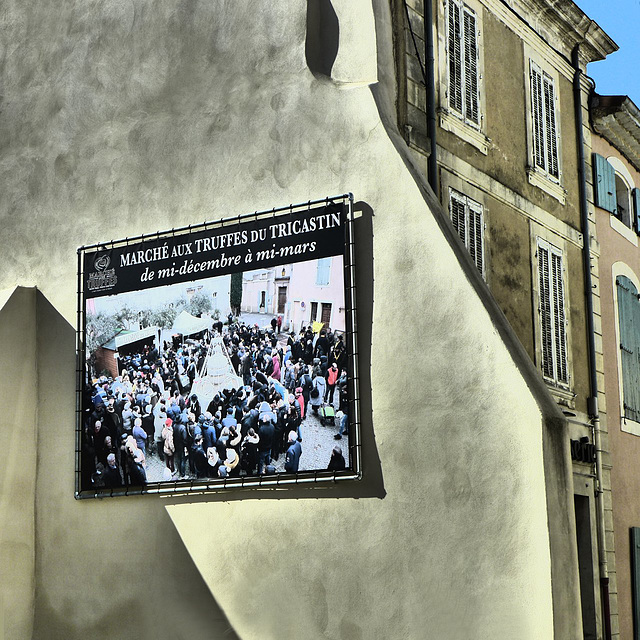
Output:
[524, 54, 565, 204]
[448, 187, 485, 278]
[612, 263, 640, 436]
[437, 0, 488, 154]
[535, 237, 570, 389]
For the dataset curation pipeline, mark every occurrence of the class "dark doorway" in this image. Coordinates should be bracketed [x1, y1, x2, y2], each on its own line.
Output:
[574, 494, 598, 640]
[278, 287, 287, 314]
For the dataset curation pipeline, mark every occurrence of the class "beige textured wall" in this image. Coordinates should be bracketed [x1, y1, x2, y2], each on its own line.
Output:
[0, 0, 579, 638]
[0, 288, 37, 640]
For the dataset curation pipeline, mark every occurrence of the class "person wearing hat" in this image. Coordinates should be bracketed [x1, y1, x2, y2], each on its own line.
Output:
[284, 430, 302, 474]
[162, 418, 175, 473]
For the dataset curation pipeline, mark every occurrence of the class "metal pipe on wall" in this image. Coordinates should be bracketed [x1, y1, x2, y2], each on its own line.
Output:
[572, 43, 612, 640]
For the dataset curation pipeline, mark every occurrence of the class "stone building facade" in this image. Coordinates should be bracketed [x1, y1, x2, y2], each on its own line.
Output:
[393, 0, 619, 637]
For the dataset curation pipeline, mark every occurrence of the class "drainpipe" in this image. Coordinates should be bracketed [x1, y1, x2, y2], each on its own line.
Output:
[572, 43, 612, 640]
[424, 0, 438, 199]
[403, 0, 438, 198]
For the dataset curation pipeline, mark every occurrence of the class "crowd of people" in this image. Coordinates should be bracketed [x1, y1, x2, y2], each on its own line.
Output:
[81, 317, 350, 491]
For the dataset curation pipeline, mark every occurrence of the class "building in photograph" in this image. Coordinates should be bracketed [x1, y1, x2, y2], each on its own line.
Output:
[0, 1, 619, 639]
[590, 93, 640, 640]
[242, 259, 346, 335]
[89, 274, 232, 320]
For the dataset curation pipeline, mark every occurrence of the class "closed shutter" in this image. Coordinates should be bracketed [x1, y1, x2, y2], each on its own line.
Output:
[468, 199, 484, 274]
[633, 187, 640, 234]
[449, 190, 467, 244]
[450, 189, 484, 277]
[631, 527, 640, 640]
[538, 240, 568, 384]
[530, 62, 546, 172]
[543, 75, 559, 178]
[617, 276, 640, 421]
[593, 153, 617, 213]
[551, 252, 568, 382]
[316, 258, 331, 286]
[463, 7, 479, 125]
[538, 244, 554, 379]
[448, 0, 463, 114]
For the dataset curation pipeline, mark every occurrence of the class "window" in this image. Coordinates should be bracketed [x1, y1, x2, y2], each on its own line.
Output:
[449, 188, 484, 275]
[616, 276, 640, 422]
[316, 258, 331, 286]
[447, 0, 479, 126]
[530, 61, 559, 181]
[615, 173, 632, 227]
[537, 239, 568, 385]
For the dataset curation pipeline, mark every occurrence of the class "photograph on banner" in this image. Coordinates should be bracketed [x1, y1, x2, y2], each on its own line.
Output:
[78, 203, 353, 495]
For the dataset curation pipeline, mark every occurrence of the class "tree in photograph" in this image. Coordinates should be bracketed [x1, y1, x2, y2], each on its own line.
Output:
[86, 312, 121, 353]
[230, 272, 243, 316]
[188, 293, 212, 318]
[149, 303, 179, 329]
[115, 305, 138, 330]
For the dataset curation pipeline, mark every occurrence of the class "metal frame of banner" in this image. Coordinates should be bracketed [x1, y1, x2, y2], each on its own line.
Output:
[75, 193, 362, 499]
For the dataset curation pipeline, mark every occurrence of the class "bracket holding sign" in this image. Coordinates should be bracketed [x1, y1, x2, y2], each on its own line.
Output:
[76, 194, 361, 498]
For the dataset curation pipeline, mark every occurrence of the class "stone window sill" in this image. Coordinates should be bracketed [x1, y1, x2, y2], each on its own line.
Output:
[527, 168, 566, 205]
[439, 110, 489, 155]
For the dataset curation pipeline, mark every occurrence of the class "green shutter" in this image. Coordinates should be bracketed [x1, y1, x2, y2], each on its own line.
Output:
[618, 276, 640, 421]
[633, 188, 640, 234]
[632, 527, 640, 640]
[593, 153, 617, 213]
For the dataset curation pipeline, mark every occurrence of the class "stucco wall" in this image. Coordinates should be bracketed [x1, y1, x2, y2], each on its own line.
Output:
[592, 132, 640, 640]
[0, 1, 580, 638]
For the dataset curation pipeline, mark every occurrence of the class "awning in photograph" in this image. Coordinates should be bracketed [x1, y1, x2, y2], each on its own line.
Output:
[114, 326, 159, 349]
[172, 310, 212, 336]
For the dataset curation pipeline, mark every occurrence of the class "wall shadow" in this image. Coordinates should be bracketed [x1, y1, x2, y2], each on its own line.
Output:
[305, 0, 339, 78]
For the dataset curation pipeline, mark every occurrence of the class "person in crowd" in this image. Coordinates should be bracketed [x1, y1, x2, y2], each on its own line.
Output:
[310, 370, 326, 415]
[103, 453, 122, 488]
[84, 321, 351, 484]
[162, 418, 175, 473]
[284, 430, 302, 473]
[325, 362, 339, 405]
[327, 446, 346, 471]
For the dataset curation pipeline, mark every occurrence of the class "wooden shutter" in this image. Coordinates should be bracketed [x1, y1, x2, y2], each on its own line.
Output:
[632, 527, 640, 640]
[551, 251, 568, 382]
[449, 190, 467, 244]
[538, 244, 554, 379]
[448, 0, 463, 114]
[530, 62, 545, 172]
[468, 199, 484, 275]
[633, 187, 640, 234]
[593, 153, 617, 213]
[617, 276, 640, 421]
[463, 7, 479, 125]
[543, 74, 559, 178]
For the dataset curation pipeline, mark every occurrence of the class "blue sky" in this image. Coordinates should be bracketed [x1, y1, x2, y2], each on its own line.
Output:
[573, 0, 640, 105]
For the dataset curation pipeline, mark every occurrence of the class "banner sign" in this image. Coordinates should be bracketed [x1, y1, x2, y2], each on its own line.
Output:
[76, 196, 360, 498]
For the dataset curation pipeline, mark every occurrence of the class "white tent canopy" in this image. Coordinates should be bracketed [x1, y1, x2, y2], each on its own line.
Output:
[171, 310, 212, 336]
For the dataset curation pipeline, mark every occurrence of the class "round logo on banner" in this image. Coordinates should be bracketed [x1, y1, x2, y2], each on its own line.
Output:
[94, 254, 111, 271]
